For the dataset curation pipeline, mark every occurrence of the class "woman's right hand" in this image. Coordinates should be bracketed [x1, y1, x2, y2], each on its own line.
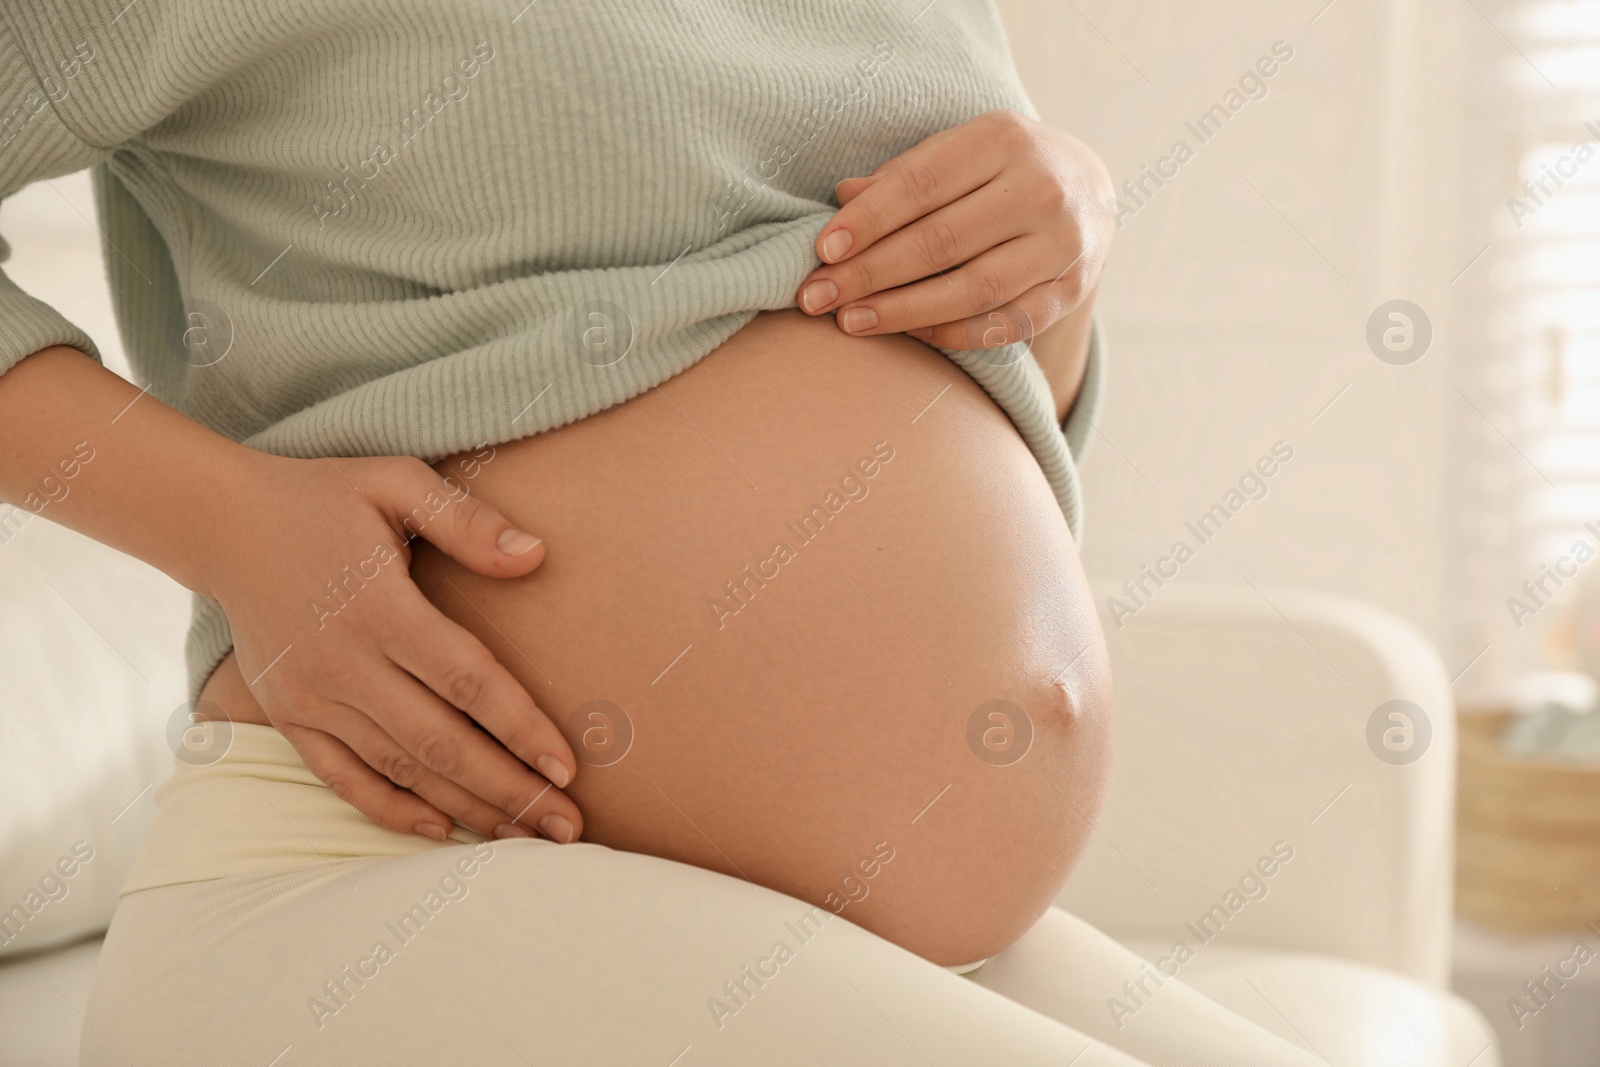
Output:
[203, 450, 583, 845]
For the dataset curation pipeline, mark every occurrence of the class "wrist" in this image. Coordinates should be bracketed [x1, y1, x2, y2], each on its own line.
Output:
[186, 445, 293, 602]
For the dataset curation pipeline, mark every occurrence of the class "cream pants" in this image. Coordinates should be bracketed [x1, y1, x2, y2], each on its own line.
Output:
[82, 726, 1321, 1066]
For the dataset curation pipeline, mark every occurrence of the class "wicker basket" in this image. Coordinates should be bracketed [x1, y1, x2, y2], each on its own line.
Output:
[1456, 711, 1600, 934]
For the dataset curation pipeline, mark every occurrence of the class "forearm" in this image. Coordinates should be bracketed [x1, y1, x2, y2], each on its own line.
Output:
[1028, 284, 1098, 426]
[0, 345, 260, 597]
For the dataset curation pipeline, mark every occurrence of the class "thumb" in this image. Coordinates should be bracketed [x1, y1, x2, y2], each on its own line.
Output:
[382, 461, 546, 578]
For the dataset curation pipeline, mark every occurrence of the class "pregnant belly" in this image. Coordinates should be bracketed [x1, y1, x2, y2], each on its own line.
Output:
[211, 309, 1113, 966]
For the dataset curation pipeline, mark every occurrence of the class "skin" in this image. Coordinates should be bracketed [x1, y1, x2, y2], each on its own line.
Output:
[0, 108, 1115, 960]
[199, 308, 1116, 965]
[0, 345, 585, 844]
[795, 108, 1114, 400]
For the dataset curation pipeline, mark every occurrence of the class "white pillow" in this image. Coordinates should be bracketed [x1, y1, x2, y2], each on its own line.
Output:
[0, 508, 191, 957]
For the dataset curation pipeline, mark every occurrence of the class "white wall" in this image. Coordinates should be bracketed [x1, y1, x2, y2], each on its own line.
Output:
[997, 0, 1470, 679]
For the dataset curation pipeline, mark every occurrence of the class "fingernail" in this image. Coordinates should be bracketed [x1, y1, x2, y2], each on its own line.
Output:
[497, 528, 542, 555]
[799, 279, 839, 314]
[416, 822, 449, 841]
[535, 753, 571, 789]
[908, 327, 934, 341]
[821, 228, 854, 263]
[494, 823, 530, 839]
[840, 307, 877, 334]
[539, 814, 575, 844]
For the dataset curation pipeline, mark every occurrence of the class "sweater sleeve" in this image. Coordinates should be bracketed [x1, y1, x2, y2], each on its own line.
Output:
[1061, 312, 1106, 464]
[0, 22, 110, 376]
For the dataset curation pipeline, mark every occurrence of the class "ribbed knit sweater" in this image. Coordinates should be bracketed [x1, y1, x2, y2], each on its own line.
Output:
[0, 0, 1105, 702]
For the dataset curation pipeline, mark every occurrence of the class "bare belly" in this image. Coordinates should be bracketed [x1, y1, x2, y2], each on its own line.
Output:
[202, 308, 1113, 965]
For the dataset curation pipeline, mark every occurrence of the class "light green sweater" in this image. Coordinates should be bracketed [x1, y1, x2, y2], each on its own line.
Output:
[0, 0, 1104, 702]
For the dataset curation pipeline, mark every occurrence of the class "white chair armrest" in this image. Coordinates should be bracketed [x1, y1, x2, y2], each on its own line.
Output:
[0, 516, 191, 958]
[1056, 582, 1456, 986]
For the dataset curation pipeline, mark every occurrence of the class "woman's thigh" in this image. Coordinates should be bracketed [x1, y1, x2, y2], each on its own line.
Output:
[969, 908, 1325, 1067]
[83, 843, 1150, 1067]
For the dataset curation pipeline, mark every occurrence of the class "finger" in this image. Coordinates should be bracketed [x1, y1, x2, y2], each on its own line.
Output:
[280, 721, 454, 840]
[361, 657, 583, 843]
[319, 701, 520, 839]
[904, 280, 1073, 352]
[834, 173, 879, 206]
[850, 121, 972, 189]
[833, 233, 1065, 339]
[798, 183, 1032, 316]
[379, 459, 546, 579]
[385, 586, 578, 789]
[814, 111, 1024, 265]
[831, 138, 949, 208]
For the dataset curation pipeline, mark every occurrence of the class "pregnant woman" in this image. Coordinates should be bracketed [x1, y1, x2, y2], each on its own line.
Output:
[0, 2, 1320, 1064]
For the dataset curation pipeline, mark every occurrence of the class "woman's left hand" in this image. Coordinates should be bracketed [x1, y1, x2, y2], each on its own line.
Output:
[795, 109, 1114, 351]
